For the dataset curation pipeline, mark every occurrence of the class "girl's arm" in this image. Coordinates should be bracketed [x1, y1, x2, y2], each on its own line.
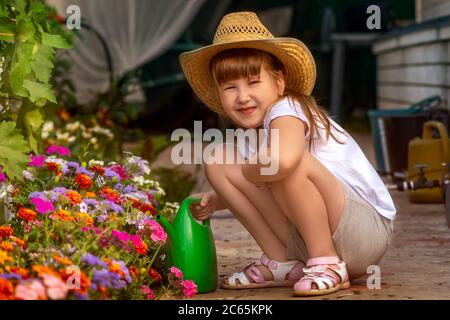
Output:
[241, 116, 307, 183]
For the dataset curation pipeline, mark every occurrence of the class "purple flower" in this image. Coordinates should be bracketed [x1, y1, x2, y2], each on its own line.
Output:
[104, 168, 121, 181]
[102, 200, 123, 213]
[46, 145, 71, 157]
[76, 166, 94, 177]
[91, 269, 126, 290]
[114, 183, 123, 191]
[28, 155, 46, 167]
[50, 187, 67, 202]
[81, 253, 108, 268]
[66, 161, 81, 171]
[123, 185, 136, 194]
[30, 197, 54, 214]
[29, 191, 46, 199]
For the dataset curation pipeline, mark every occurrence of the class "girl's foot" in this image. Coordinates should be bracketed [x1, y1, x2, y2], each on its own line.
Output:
[222, 254, 305, 289]
[293, 256, 350, 296]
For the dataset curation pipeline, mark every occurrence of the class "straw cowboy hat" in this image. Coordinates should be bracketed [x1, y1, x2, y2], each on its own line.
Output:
[179, 11, 316, 114]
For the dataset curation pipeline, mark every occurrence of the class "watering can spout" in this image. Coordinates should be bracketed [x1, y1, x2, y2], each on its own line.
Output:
[155, 214, 175, 244]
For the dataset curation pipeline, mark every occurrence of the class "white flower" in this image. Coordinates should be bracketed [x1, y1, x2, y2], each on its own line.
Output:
[82, 129, 92, 139]
[89, 137, 98, 145]
[68, 136, 76, 143]
[132, 176, 145, 186]
[45, 156, 67, 167]
[88, 159, 104, 167]
[42, 121, 55, 139]
[78, 202, 88, 213]
[66, 121, 81, 132]
[92, 126, 114, 139]
[22, 170, 34, 181]
[56, 131, 70, 141]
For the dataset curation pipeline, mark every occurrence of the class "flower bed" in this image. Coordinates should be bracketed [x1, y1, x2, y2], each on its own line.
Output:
[0, 146, 197, 300]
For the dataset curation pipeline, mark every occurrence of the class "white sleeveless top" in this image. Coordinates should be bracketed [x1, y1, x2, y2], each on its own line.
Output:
[237, 97, 397, 220]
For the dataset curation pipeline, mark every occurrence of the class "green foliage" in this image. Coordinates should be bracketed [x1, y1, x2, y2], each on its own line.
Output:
[0, 120, 31, 178]
[0, 0, 72, 180]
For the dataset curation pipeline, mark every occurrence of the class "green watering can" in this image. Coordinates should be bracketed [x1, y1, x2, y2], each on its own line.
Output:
[155, 197, 218, 293]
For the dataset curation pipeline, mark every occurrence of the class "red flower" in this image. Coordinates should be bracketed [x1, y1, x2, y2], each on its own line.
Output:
[17, 207, 37, 222]
[0, 226, 13, 240]
[74, 174, 92, 189]
[148, 268, 162, 282]
[89, 165, 105, 176]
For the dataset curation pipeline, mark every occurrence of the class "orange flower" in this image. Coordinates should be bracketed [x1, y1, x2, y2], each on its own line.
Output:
[75, 212, 93, 226]
[129, 266, 139, 279]
[10, 236, 26, 248]
[148, 268, 162, 281]
[8, 266, 28, 278]
[74, 174, 92, 189]
[100, 187, 121, 204]
[54, 209, 74, 222]
[52, 254, 73, 266]
[60, 269, 90, 295]
[17, 207, 36, 222]
[89, 165, 105, 176]
[86, 192, 96, 198]
[1, 242, 13, 252]
[65, 190, 82, 205]
[0, 250, 13, 264]
[32, 265, 59, 276]
[0, 225, 13, 239]
[0, 278, 14, 300]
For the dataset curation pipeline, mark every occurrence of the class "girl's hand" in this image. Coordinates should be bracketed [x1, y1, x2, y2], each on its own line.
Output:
[188, 191, 222, 221]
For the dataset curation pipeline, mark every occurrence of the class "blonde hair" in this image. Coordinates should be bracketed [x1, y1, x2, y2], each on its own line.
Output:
[210, 48, 345, 151]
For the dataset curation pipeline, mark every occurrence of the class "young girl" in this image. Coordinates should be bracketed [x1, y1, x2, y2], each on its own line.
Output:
[179, 12, 396, 297]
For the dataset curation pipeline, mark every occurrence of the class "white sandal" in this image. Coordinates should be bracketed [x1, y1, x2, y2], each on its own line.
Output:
[222, 254, 305, 289]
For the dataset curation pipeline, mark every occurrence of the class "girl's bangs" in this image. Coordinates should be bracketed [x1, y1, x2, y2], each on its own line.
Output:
[211, 49, 265, 85]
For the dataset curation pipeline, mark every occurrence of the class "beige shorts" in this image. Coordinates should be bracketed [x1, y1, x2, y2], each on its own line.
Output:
[286, 182, 394, 280]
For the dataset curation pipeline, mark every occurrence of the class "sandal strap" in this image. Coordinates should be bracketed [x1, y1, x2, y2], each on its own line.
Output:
[260, 254, 305, 282]
[227, 271, 252, 285]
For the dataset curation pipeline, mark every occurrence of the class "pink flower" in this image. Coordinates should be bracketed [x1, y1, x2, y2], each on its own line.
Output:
[181, 280, 197, 298]
[145, 220, 167, 244]
[29, 155, 46, 167]
[15, 279, 47, 300]
[30, 197, 54, 214]
[111, 230, 130, 244]
[169, 266, 183, 279]
[41, 273, 68, 300]
[0, 167, 6, 183]
[46, 145, 71, 157]
[108, 164, 127, 180]
[140, 285, 156, 300]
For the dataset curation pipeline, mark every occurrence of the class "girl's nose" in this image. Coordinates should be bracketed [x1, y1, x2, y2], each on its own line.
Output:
[237, 89, 251, 104]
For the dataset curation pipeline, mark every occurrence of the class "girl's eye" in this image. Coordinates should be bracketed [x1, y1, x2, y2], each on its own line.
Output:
[249, 80, 260, 85]
[224, 86, 235, 90]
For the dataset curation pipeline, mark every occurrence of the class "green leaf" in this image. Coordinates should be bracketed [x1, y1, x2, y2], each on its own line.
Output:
[23, 79, 56, 104]
[16, 14, 35, 42]
[31, 43, 54, 83]
[16, 102, 44, 153]
[28, 1, 48, 24]
[41, 32, 71, 49]
[0, 120, 31, 179]
[8, 42, 33, 95]
[0, 17, 16, 42]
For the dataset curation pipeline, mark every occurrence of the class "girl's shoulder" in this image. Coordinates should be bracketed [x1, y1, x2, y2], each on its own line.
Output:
[264, 96, 306, 126]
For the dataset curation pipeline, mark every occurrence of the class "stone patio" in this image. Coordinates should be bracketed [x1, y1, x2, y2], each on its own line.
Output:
[152, 133, 450, 300]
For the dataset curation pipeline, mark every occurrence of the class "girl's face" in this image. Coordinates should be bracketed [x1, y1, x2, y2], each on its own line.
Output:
[216, 64, 285, 128]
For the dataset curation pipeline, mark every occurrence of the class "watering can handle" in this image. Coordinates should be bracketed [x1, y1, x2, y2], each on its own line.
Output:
[423, 121, 450, 162]
[183, 196, 211, 226]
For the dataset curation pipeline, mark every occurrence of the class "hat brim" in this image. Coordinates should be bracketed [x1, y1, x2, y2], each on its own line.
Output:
[179, 38, 316, 114]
